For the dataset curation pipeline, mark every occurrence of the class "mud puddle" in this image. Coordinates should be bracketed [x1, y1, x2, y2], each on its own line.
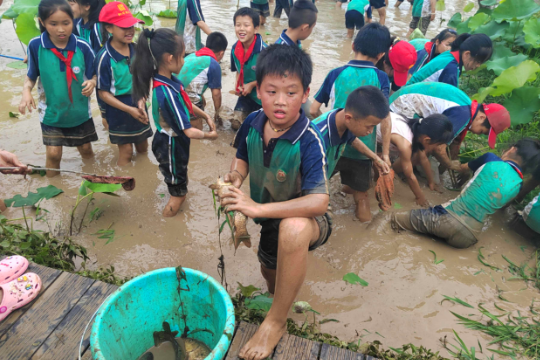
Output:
[1, 0, 536, 356]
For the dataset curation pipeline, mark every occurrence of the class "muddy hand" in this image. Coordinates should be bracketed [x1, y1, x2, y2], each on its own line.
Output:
[0, 150, 28, 174]
[81, 79, 96, 97]
[220, 187, 260, 218]
[375, 157, 390, 175]
[223, 171, 243, 189]
[19, 91, 36, 114]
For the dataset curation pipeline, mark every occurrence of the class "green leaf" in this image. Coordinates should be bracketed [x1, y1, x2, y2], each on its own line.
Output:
[472, 86, 494, 102]
[9, 112, 19, 118]
[491, 0, 540, 22]
[472, 19, 509, 39]
[157, 9, 177, 18]
[2, 6, 18, 19]
[441, 295, 475, 308]
[134, 12, 153, 26]
[490, 60, 540, 96]
[0, 240, 11, 248]
[435, 0, 445, 11]
[4, 185, 63, 207]
[245, 293, 273, 312]
[409, 28, 425, 40]
[429, 250, 444, 264]
[480, 0, 497, 5]
[486, 54, 528, 75]
[523, 17, 540, 48]
[491, 42, 517, 60]
[456, 17, 471, 34]
[468, 13, 489, 30]
[15, 13, 40, 45]
[82, 180, 122, 193]
[6, 61, 27, 69]
[159, 193, 165, 198]
[502, 87, 540, 125]
[343, 273, 369, 286]
[463, 2, 475, 12]
[448, 12, 462, 28]
[78, 182, 88, 196]
[501, 20, 525, 43]
[237, 282, 260, 297]
[12, 0, 40, 15]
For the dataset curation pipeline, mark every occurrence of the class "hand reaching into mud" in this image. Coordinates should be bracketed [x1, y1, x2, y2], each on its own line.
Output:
[220, 187, 260, 218]
[416, 197, 431, 208]
[428, 182, 443, 193]
[223, 171, 244, 189]
[374, 157, 391, 175]
[0, 150, 28, 174]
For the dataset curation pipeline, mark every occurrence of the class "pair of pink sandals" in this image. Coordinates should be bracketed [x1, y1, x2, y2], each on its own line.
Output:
[0, 256, 42, 322]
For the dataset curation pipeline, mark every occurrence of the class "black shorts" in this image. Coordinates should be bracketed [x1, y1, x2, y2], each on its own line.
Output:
[370, 0, 386, 8]
[345, 10, 365, 29]
[333, 157, 373, 192]
[41, 118, 98, 147]
[251, 2, 271, 17]
[258, 214, 333, 270]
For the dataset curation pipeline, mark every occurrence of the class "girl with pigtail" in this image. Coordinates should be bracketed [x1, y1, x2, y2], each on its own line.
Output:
[131, 28, 218, 217]
[377, 112, 453, 207]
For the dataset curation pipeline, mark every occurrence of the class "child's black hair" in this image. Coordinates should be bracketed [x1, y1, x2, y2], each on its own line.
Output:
[451, 33, 493, 64]
[131, 28, 184, 104]
[289, 0, 318, 29]
[233, 7, 260, 28]
[206, 32, 228, 53]
[345, 86, 389, 120]
[38, 0, 74, 33]
[512, 138, 540, 174]
[376, 37, 399, 70]
[74, 0, 105, 28]
[256, 44, 312, 91]
[431, 28, 457, 45]
[353, 23, 392, 58]
[477, 105, 492, 130]
[406, 114, 453, 153]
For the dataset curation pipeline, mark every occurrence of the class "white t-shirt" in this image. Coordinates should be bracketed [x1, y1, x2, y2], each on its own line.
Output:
[377, 112, 414, 156]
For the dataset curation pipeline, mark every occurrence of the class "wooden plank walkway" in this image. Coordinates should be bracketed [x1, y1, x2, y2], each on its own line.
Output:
[0, 260, 377, 360]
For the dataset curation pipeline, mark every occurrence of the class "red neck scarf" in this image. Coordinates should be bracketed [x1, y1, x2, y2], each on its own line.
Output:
[234, 35, 259, 93]
[153, 79, 194, 116]
[195, 47, 217, 61]
[457, 100, 479, 143]
[50, 48, 78, 103]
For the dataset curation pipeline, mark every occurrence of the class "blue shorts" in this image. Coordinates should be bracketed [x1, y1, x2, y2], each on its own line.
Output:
[370, 0, 386, 8]
[106, 95, 153, 145]
[251, 1, 270, 17]
[345, 10, 368, 29]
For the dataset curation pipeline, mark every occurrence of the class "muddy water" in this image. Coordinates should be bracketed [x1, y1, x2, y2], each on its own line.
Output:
[1, 0, 536, 356]
[138, 338, 211, 360]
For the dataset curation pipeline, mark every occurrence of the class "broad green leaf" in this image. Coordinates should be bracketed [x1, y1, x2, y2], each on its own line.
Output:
[501, 20, 524, 43]
[2, 6, 18, 19]
[480, 0, 497, 5]
[523, 17, 540, 48]
[472, 86, 494, 102]
[6, 61, 27, 69]
[456, 17, 471, 34]
[472, 19, 508, 39]
[448, 12, 462, 28]
[245, 293, 273, 312]
[490, 60, 540, 96]
[468, 13, 489, 31]
[463, 2, 475, 12]
[436, 0, 445, 11]
[157, 9, 177, 18]
[486, 54, 528, 75]
[82, 180, 122, 193]
[237, 282, 260, 297]
[4, 185, 63, 207]
[491, 42, 516, 60]
[502, 87, 540, 125]
[134, 12, 153, 26]
[409, 28, 424, 40]
[491, 0, 540, 22]
[12, 0, 40, 15]
[343, 273, 369, 286]
[15, 13, 40, 45]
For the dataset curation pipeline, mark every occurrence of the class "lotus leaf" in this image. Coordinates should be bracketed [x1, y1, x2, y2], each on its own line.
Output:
[15, 13, 39, 45]
[472, 86, 494, 103]
[490, 60, 540, 96]
[491, 41, 517, 60]
[502, 87, 540, 125]
[81, 180, 122, 193]
[501, 20, 524, 43]
[456, 17, 471, 34]
[436, 0, 445, 11]
[2, 6, 18, 19]
[12, 0, 40, 15]
[472, 19, 508, 39]
[4, 185, 63, 207]
[134, 12, 153, 26]
[448, 12, 462, 28]
[157, 9, 177, 18]
[486, 54, 528, 75]
[245, 293, 273, 312]
[463, 2, 475, 12]
[523, 17, 540, 48]
[491, 0, 540, 22]
[480, 0, 497, 6]
[468, 13, 490, 31]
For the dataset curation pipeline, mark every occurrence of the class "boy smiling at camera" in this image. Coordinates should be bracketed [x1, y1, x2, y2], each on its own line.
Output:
[222, 44, 331, 360]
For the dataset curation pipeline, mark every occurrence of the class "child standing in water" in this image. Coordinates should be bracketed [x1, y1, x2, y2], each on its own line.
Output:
[19, 0, 97, 178]
[175, 0, 212, 56]
[250, 0, 270, 26]
[95, 2, 153, 166]
[69, 0, 106, 53]
[131, 28, 218, 217]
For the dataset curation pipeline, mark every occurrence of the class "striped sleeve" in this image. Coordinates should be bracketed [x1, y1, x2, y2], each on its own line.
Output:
[187, 0, 204, 24]
[438, 62, 459, 87]
[300, 125, 329, 195]
[314, 69, 339, 106]
[376, 69, 391, 99]
[158, 86, 192, 134]
[94, 50, 112, 92]
[77, 38, 96, 79]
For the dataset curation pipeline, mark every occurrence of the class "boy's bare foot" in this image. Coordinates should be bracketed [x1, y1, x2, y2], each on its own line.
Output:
[239, 318, 286, 360]
[162, 195, 186, 217]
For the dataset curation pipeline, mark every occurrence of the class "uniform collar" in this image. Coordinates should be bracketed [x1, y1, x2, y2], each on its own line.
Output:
[327, 109, 344, 147]
[105, 39, 134, 63]
[234, 34, 265, 56]
[347, 60, 377, 68]
[153, 74, 182, 93]
[78, 18, 92, 29]
[278, 29, 300, 46]
[251, 109, 310, 145]
[41, 32, 77, 52]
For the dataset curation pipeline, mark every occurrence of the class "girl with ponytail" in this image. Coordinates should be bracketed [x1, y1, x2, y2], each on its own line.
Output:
[409, 28, 457, 75]
[407, 33, 493, 87]
[377, 112, 453, 206]
[131, 28, 218, 217]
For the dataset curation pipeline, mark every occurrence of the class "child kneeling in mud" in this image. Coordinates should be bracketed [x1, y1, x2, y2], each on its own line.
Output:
[392, 139, 540, 248]
[221, 44, 330, 360]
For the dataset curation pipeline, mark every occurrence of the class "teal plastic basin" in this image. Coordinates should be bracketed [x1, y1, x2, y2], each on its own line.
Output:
[90, 267, 235, 360]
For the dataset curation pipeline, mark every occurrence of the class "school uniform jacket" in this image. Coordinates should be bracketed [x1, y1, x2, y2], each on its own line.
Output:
[406, 51, 461, 87]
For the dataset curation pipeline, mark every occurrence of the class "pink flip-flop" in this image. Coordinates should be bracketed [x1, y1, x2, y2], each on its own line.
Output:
[0, 273, 42, 322]
[0, 256, 29, 285]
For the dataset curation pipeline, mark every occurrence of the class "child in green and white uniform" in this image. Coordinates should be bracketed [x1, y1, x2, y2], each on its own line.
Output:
[407, 0, 435, 36]
[345, 0, 372, 38]
[175, 0, 212, 55]
[19, 0, 97, 178]
[509, 166, 540, 240]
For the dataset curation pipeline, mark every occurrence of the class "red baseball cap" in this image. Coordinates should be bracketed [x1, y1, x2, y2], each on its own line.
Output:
[389, 41, 417, 87]
[99, 1, 144, 28]
[484, 103, 511, 149]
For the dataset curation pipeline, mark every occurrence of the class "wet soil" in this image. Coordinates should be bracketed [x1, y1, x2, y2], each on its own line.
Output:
[1, 0, 537, 356]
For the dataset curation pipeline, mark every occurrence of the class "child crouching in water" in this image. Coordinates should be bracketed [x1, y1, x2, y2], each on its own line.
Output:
[19, 0, 97, 177]
[95, 2, 153, 166]
[131, 28, 218, 217]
